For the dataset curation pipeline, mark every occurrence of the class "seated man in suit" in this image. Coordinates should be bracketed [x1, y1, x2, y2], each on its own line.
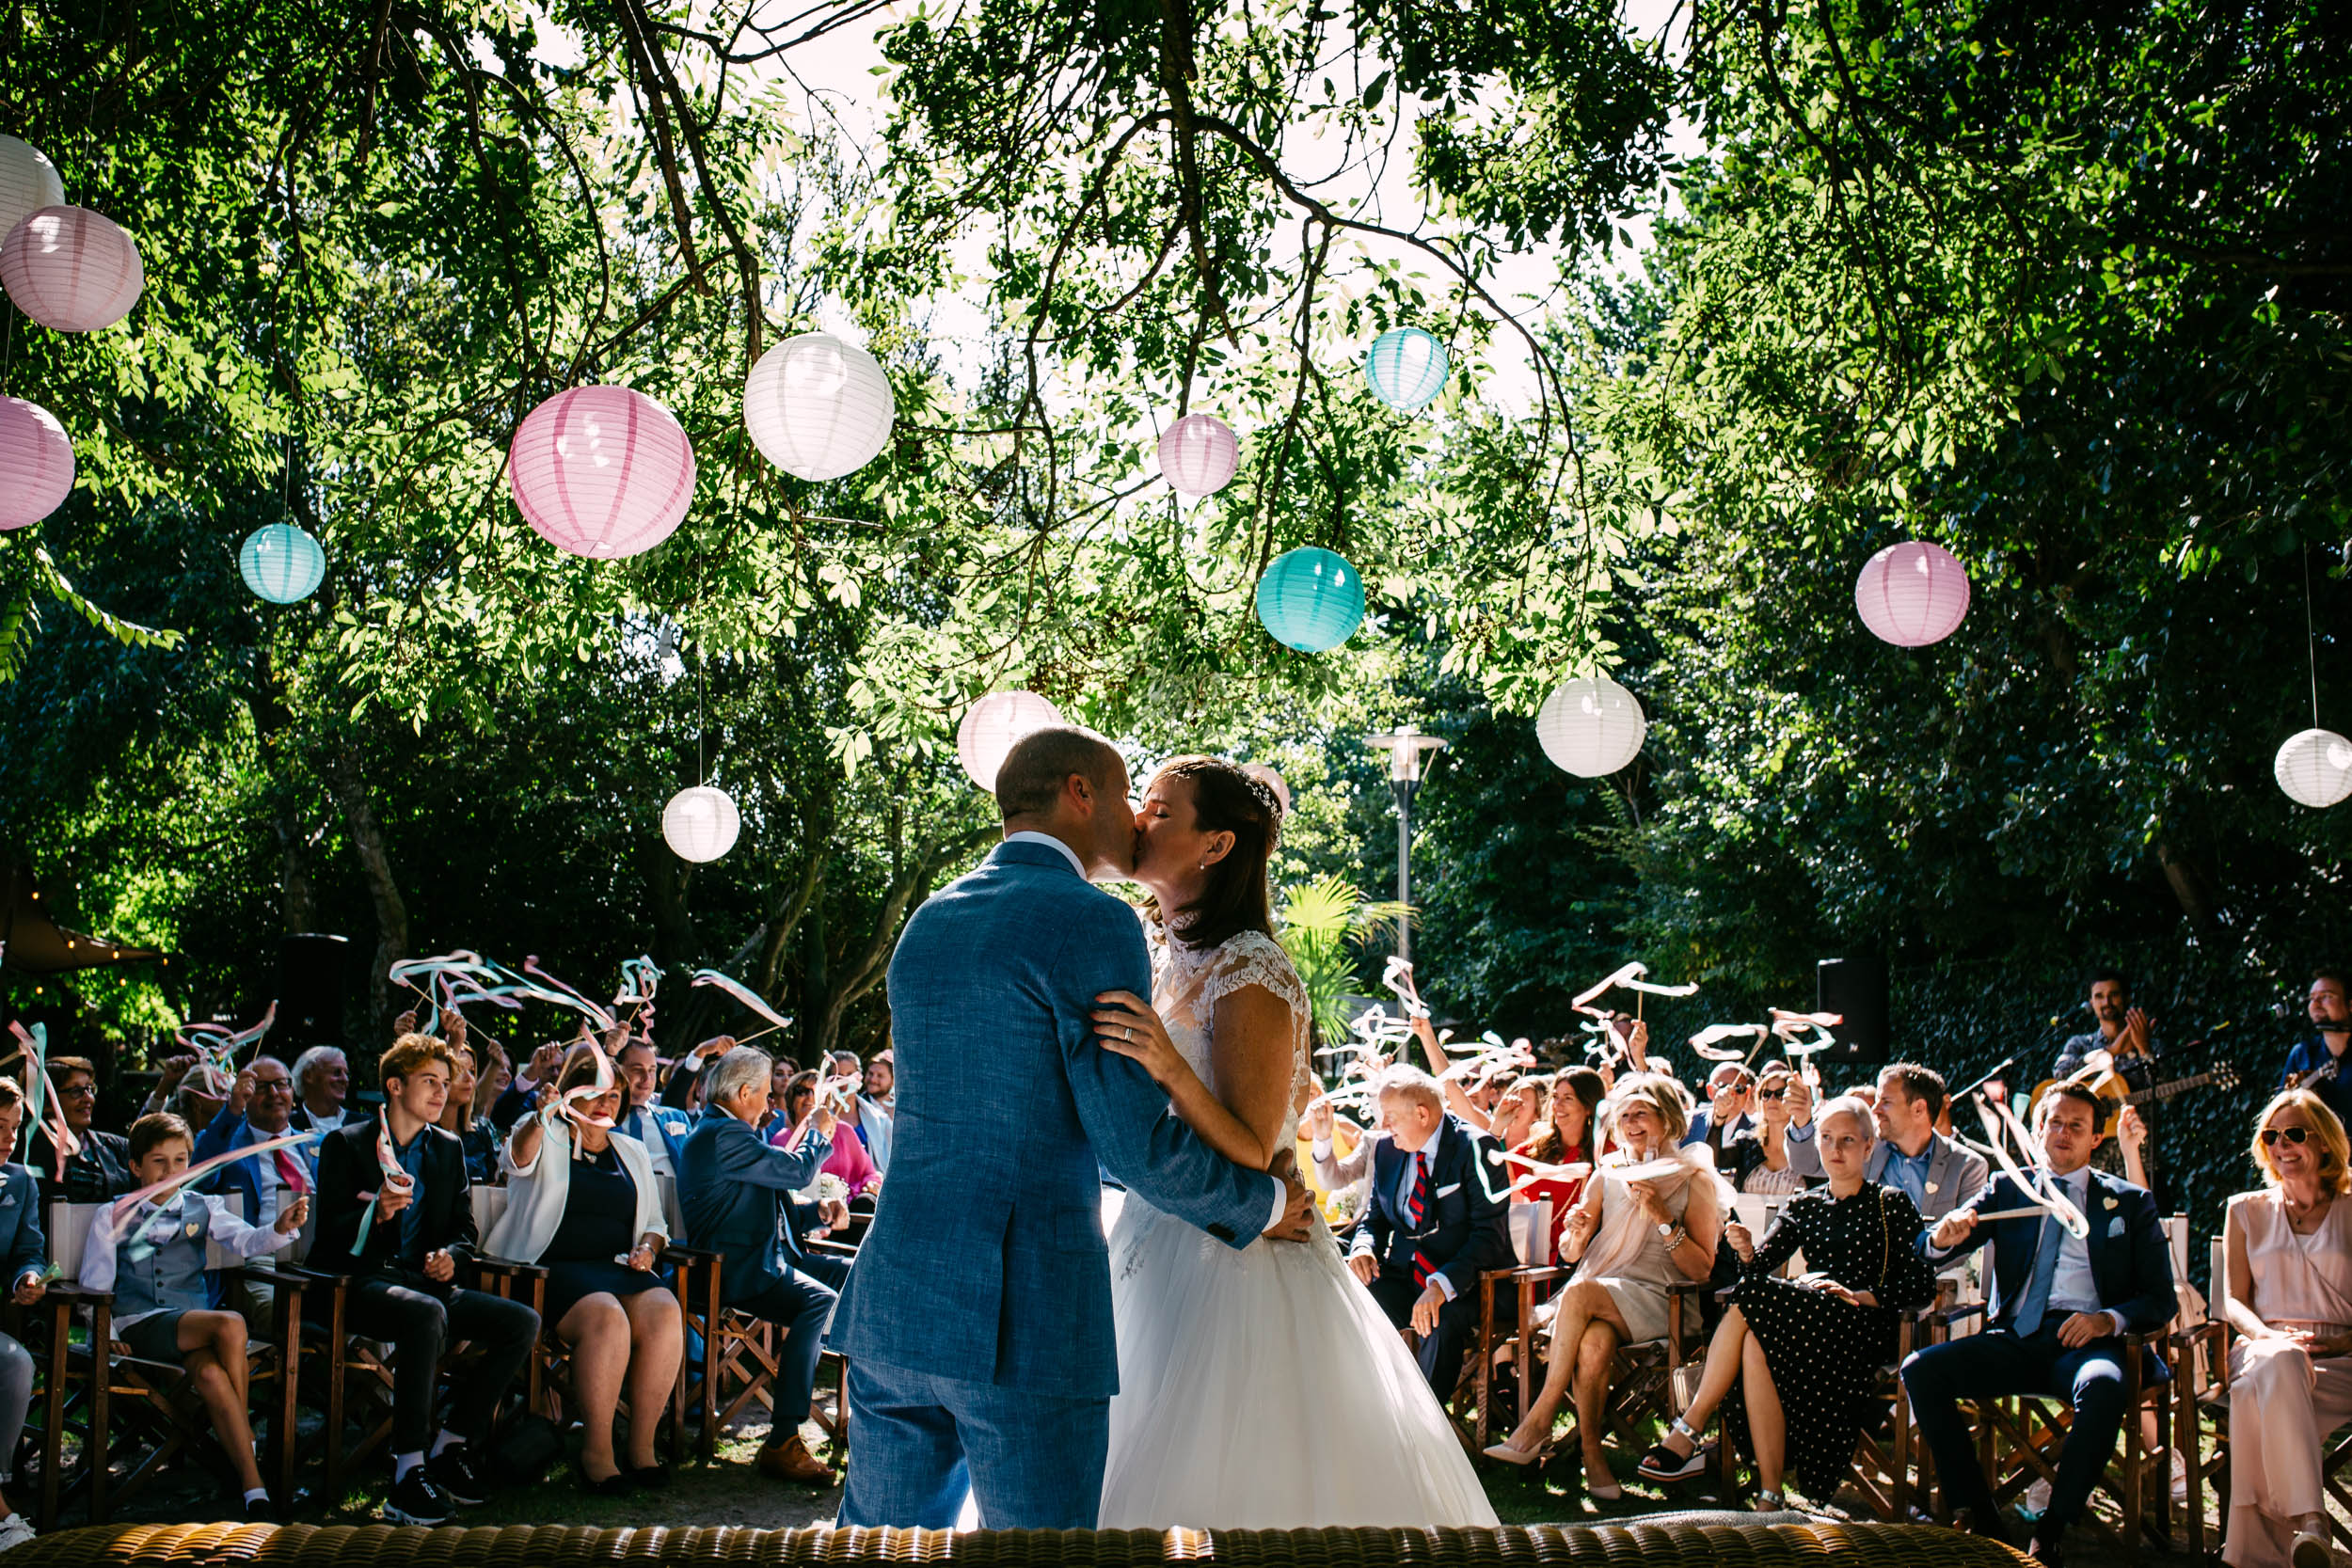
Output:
[196, 1056, 320, 1324]
[612, 1037, 694, 1179]
[1346, 1064, 1511, 1399]
[309, 1033, 540, 1527]
[1899, 1080, 2175, 1566]
[1680, 1062, 1756, 1170]
[677, 1045, 845, 1485]
[1788, 1061, 1988, 1223]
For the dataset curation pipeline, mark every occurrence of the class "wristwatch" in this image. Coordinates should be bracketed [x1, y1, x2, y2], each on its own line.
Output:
[1656, 1220, 1676, 1241]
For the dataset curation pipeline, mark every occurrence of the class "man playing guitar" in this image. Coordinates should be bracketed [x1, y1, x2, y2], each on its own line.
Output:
[2280, 967, 2352, 1128]
[2053, 970, 2165, 1201]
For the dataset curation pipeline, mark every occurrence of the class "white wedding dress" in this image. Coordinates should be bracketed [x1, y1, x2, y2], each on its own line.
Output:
[1096, 928, 1499, 1528]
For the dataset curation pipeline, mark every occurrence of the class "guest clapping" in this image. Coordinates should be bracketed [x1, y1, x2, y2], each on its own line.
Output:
[2218, 1090, 2352, 1568]
[1484, 1072, 1723, 1497]
[486, 1044, 681, 1494]
[1637, 1098, 1934, 1507]
[1344, 1065, 1511, 1400]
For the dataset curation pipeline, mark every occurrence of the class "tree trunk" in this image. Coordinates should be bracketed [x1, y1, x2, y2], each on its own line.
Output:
[322, 740, 409, 1045]
[273, 804, 316, 933]
[803, 825, 993, 1060]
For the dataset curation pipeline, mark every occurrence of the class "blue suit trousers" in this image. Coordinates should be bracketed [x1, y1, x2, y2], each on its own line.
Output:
[839, 1358, 1108, 1529]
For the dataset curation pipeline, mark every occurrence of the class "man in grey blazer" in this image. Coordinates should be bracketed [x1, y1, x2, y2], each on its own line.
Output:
[831, 726, 1313, 1530]
[1788, 1061, 1988, 1221]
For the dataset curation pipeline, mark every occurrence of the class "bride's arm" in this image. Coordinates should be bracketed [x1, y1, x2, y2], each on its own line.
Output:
[1093, 986, 1293, 1171]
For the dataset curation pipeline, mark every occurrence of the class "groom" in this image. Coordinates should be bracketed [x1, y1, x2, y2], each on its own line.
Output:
[832, 725, 1315, 1529]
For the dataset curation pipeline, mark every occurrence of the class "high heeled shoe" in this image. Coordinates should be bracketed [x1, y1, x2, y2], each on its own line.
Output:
[1481, 1435, 1557, 1467]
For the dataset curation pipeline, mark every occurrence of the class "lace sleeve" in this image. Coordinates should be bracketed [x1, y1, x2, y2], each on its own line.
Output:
[1198, 930, 1307, 1020]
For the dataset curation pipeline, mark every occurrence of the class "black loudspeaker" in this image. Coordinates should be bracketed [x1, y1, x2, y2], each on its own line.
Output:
[1817, 955, 1889, 1065]
[275, 932, 350, 1059]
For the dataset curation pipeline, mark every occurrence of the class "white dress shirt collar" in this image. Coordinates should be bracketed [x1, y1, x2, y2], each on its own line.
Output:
[1003, 831, 1088, 880]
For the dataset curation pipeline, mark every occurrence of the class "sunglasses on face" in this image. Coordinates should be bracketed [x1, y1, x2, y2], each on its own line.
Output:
[1756, 1087, 1788, 1101]
[2263, 1126, 2312, 1147]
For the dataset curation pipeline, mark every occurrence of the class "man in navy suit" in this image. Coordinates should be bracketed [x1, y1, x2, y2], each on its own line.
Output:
[1900, 1081, 2176, 1565]
[195, 1057, 318, 1231]
[1346, 1064, 1511, 1399]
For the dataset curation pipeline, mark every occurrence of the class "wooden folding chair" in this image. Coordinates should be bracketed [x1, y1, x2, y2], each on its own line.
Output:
[675, 1232, 853, 1460]
[34, 1197, 308, 1527]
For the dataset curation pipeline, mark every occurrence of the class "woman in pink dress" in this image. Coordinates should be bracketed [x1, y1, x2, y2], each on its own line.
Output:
[2221, 1088, 2352, 1568]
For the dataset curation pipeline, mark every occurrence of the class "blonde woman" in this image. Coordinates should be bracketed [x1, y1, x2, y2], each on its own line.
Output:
[1483, 1072, 1724, 1497]
[2221, 1089, 2352, 1568]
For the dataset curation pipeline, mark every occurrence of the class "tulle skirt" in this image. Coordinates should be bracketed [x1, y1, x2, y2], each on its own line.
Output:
[1098, 1188, 1500, 1528]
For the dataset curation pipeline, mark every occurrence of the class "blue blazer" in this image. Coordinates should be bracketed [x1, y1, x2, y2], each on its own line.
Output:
[616, 1101, 693, 1171]
[831, 839, 1279, 1399]
[1348, 1116, 1510, 1298]
[677, 1110, 833, 1302]
[1931, 1166, 2175, 1350]
[193, 1106, 319, 1227]
[0, 1164, 45, 1289]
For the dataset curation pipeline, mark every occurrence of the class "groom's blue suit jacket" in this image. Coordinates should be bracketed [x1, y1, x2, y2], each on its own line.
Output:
[831, 839, 1279, 1400]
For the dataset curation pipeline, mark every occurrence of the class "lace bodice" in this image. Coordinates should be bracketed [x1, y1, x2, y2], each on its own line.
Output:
[1152, 927, 1314, 1149]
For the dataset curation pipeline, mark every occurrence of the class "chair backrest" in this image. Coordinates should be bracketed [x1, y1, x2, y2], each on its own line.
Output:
[657, 1173, 686, 1243]
[2164, 1212, 2189, 1281]
[45, 1201, 103, 1279]
[2210, 1235, 2226, 1307]
[207, 1191, 246, 1269]
[470, 1182, 510, 1242]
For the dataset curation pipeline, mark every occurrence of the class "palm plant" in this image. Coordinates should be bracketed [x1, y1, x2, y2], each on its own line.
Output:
[1276, 875, 1412, 1050]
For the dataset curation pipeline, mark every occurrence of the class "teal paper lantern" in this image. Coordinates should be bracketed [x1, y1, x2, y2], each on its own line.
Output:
[1255, 546, 1364, 653]
[1364, 327, 1450, 410]
[239, 522, 325, 604]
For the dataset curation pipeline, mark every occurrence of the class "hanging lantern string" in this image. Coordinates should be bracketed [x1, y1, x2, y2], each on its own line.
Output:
[2306, 543, 2322, 730]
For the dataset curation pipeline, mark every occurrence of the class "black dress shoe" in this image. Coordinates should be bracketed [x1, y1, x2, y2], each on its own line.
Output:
[623, 1464, 671, 1489]
[580, 1469, 634, 1499]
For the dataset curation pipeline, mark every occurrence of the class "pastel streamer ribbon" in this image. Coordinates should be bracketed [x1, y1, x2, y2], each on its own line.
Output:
[780, 1071, 862, 1154]
[689, 969, 793, 1033]
[1379, 957, 1432, 1020]
[520, 958, 618, 1032]
[1486, 1147, 1595, 1197]
[1688, 1022, 1770, 1061]
[1962, 1097, 2090, 1241]
[104, 1129, 319, 1246]
[349, 1118, 414, 1254]
[8, 1022, 79, 1181]
[1572, 960, 1700, 1019]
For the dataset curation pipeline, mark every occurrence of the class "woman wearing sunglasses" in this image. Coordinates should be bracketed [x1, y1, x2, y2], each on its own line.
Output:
[1724, 1066, 1805, 1196]
[2220, 1088, 2352, 1568]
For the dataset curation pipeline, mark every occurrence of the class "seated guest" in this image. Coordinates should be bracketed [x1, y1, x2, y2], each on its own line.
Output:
[1724, 1064, 1804, 1196]
[1514, 1067, 1607, 1266]
[0, 1081, 50, 1551]
[776, 1070, 879, 1199]
[490, 1039, 568, 1132]
[1486, 1074, 1544, 1151]
[864, 1048, 896, 1113]
[656, 1034, 735, 1110]
[612, 1037, 692, 1177]
[679, 1047, 847, 1484]
[80, 1112, 309, 1520]
[2279, 969, 2352, 1131]
[1484, 1072, 1724, 1494]
[1638, 1097, 1935, 1505]
[1345, 1064, 1511, 1402]
[1306, 1092, 1375, 1192]
[195, 1057, 316, 1320]
[24, 1055, 134, 1202]
[829, 1050, 894, 1179]
[486, 1043, 681, 1495]
[1683, 1062, 1756, 1168]
[1791, 1061, 1988, 1223]
[2219, 1089, 2352, 1568]
[1900, 1082, 2174, 1565]
[288, 1046, 350, 1133]
[432, 1035, 501, 1184]
[310, 1033, 539, 1526]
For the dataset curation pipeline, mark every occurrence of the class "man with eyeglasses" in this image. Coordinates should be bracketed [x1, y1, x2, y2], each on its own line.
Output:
[23, 1056, 135, 1202]
[194, 1057, 319, 1322]
[2280, 968, 2352, 1130]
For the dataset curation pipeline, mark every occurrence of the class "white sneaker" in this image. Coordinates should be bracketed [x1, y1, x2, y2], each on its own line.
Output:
[0, 1513, 38, 1553]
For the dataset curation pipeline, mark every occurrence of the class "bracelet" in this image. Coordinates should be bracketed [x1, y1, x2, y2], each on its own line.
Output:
[1665, 1227, 1689, 1252]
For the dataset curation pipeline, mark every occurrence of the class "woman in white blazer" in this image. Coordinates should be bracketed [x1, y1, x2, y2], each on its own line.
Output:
[485, 1043, 680, 1494]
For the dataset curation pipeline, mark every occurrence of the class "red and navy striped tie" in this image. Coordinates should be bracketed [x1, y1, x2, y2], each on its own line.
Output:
[1408, 1153, 1436, 1288]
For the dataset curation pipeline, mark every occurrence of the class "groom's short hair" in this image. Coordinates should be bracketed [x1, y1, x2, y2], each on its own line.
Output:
[995, 726, 1121, 820]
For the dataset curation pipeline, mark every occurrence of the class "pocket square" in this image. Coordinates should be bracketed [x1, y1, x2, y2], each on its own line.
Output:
[1435, 1182, 1461, 1198]
[2106, 1216, 2126, 1238]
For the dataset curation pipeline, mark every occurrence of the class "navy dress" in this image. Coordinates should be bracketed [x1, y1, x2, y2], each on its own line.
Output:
[540, 1144, 662, 1323]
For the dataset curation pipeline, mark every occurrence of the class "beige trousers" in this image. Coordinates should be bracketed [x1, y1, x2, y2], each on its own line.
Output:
[2223, 1339, 2352, 1567]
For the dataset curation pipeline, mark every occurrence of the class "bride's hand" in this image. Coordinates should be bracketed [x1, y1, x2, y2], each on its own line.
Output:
[1092, 990, 1184, 1087]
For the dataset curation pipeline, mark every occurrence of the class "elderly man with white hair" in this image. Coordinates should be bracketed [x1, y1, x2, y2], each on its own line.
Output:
[289, 1045, 351, 1133]
[676, 1046, 850, 1486]
[1343, 1063, 1511, 1401]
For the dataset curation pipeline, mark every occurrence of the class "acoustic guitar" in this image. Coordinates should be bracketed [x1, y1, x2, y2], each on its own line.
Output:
[2285, 1053, 2344, 1092]
[2026, 1053, 2241, 1133]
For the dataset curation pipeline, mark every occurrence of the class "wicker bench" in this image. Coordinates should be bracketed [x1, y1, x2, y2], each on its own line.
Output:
[13, 1518, 2029, 1568]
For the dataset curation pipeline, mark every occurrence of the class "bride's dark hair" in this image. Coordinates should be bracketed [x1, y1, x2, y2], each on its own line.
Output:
[1145, 756, 1282, 950]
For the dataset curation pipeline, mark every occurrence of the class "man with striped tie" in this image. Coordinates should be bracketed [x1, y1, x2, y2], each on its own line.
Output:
[1347, 1063, 1512, 1397]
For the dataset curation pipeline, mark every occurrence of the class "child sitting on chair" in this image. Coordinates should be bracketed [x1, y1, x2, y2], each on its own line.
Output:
[78, 1112, 309, 1522]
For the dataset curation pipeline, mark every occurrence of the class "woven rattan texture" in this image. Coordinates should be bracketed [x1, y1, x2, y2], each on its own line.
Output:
[16, 1521, 2030, 1568]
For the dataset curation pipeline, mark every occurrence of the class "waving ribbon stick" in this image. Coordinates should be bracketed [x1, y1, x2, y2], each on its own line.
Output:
[1688, 1022, 1770, 1062]
[1486, 1147, 1595, 1197]
[6, 1022, 79, 1182]
[519, 958, 618, 1033]
[690, 969, 793, 1042]
[780, 1069, 862, 1154]
[1573, 960, 1700, 1022]
[1380, 957, 1432, 1020]
[106, 1130, 320, 1253]
[1960, 1094, 2090, 1240]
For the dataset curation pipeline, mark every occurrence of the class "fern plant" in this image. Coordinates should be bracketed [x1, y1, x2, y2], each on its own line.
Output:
[1276, 875, 1411, 1050]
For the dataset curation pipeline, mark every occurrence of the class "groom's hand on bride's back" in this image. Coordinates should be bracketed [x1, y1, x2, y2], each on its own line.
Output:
[1262, 1149, 1316, 1243]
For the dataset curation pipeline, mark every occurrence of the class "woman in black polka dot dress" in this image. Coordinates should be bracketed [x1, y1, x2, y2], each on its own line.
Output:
[1637, 1096, 1936, 1507]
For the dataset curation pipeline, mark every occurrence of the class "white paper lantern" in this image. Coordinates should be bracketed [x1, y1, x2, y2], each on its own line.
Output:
[509, 385, 696, 559]
[0, 396, 73, 531]
[957, 690, 1064, 793]
[1535, 676, 1647, 777]
[2275, 728, 2352, 809]
[662, 785, 741, 862]
[0, 206, 143, 332]
[0, 137, 64, 245]
[743, 332, 896, 482]
[1855, 540, 1971, 647]
[1157, 413, 1239, 497]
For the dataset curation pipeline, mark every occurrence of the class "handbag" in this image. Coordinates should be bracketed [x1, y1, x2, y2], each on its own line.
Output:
[488, 1412, 564, 1486]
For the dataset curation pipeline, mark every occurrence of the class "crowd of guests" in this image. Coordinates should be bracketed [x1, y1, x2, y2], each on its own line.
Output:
[0, 1013, 897, 1546]
[1302, 968, 2352, 1568]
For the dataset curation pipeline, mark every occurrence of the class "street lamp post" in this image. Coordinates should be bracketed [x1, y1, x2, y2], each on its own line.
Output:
[1365, 725, 1447, 963]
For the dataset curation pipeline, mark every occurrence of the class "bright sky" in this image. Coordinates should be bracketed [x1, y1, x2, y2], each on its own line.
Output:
[746, 0, 1704, 418]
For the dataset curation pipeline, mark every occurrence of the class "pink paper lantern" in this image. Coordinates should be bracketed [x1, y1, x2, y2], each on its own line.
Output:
[1854, 540, 1971, 646]
[508, 386, 696, 559]
[0, 396, 72, 530]
[1157, 413, 1239, 497]
[0, 206, 144, 332]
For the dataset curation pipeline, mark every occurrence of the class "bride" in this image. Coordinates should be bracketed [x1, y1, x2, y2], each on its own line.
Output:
[1087, 755, 1499, 1528]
